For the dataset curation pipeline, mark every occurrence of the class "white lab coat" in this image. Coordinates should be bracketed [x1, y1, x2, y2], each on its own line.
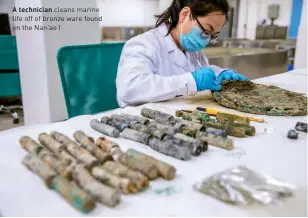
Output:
[116, 24, 225, 108]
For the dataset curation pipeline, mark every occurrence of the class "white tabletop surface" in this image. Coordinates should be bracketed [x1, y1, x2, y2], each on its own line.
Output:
[0, 69, 307, 217]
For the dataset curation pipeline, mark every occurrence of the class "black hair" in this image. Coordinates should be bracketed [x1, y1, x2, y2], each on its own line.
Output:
[155, 0, 229, 35]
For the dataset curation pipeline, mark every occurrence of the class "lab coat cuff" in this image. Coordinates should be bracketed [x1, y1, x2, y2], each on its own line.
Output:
[183, 73, 197, 96]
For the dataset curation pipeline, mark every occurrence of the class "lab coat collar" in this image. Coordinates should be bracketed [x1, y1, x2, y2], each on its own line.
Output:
[157, 24, 194, 71]
[157, 24, 177, 53]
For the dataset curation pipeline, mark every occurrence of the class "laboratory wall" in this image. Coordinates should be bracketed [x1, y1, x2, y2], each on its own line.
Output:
[237, 0, 292, 39]
[98, 0, 160, 27]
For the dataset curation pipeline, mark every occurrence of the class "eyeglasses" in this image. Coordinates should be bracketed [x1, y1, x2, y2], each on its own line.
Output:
[195, 17, 219, 44]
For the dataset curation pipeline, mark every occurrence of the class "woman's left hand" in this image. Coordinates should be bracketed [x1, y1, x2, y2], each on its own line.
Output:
[217, 69, 248, 85]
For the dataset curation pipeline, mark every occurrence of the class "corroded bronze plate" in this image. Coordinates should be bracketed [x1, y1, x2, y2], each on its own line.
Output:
[212, 81, 307, 116]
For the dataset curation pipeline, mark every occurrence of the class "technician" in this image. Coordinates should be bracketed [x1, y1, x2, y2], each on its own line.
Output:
[116, 0, 247, 107]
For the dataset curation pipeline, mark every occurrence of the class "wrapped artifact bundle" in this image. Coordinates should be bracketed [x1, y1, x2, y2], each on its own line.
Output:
[117, 153, 158, 180]
[91, 166, 137, 194]
[197, 132, 234, 150]
[101, 116, 128, 132]
[22, 153, 57, 188]
[52, 176, 96, 213]
[165, 135, 202, 156]
[141, 107, 174, 122]
[204, 121, 246, 138]
[95, 137, 124, 161]
[121, 128, 151, 145]
[73, 131, 113, 164]
[148, 137, 191, 161]
[51, 131, 99, 168]
[173, 133, 208, 152]
[109, 115, 150, 134]
[23, 154, 96, 213]
[205, 127, 228, 137]
[102, 161, 149, 191]
[120, 113, 150, 125]
[37, 149, 74, 179]
[148, 121, 177, 135]
[72, 164, 121, 207]
[174, 118, 206, 132]
[216, 112, 250, 125]
[194, 165, 296, 205]
[95, 135, 158, 180]
[90, 119, 121, 138]
[146, 125, 168, 140]
[19, 136, 44, 155]
[38, 133, 65, 156]
[126, 148, 176, 180]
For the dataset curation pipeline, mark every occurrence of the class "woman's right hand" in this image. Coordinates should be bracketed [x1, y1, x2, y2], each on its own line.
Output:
[191, 67, 222, 92]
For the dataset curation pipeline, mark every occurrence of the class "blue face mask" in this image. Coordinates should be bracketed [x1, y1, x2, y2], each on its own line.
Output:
[180, 22, 210, 52]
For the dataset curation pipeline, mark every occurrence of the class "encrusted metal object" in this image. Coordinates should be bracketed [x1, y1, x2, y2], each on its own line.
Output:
[122, 128, 151, 145]
[19, 136, 44, 155]
[72, 164, 121, 207]
[141, 108, 174, 122]
[295, 122, 307, 133]
[197, 132, 234, 150]
[90, 119, 121, 138]
[213, 81, 307, 116]
[22, 154, 57, 188]
[38, 133, 65, 156]
[287, 130, 299, 139]
[51, 176, 96, 213]
[102, 161, 149, 191]
[73, 131, 113, 164]
[149, 137, 191, 161]
[126, 149, 176, 180]
[117, 153, 158, 180]
[91, 166, 137, 194]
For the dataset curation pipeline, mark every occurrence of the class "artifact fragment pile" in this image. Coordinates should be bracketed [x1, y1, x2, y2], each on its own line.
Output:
[212, 81, 308, 116]
[19, 131, 176, 213]
[90, 107, 257, 161]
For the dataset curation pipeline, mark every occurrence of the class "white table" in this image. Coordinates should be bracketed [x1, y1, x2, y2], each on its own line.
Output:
[0, 69, 307, 217]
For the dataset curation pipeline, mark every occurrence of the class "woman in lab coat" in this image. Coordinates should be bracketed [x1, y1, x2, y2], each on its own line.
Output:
[116, 0, 247, 108]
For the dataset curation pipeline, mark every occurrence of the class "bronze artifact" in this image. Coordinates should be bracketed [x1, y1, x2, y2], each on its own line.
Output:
[72, 164, 121, 207]
[212, 81, 307, 116]
[295, 122, 307, 133]
[287, 130, 299, 139]
[126, 149, 176, 180]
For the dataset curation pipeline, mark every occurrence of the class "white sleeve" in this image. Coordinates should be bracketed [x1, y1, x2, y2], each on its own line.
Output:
[116, 39, 197, 107]
[198, 51, 226, 77]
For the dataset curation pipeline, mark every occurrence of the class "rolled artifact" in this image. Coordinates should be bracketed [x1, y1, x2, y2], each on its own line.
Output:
[38, 133, 65, 155]
[102, 161, 148, 191]
[90, 119, 120, 138]
[22, 154, 57, 188]
[92, 166, 137, 194]
[72, 164, 121, 207]
[126, 148, 176, 180]
[73, 131, 113, 163]
[197, 132, 234, 150]
[51, 176, 96, 213]
[148, 137, 191, 161]
[117, 153, 158, 180]
[121, 128, 151, 145]
[19, 136, 44, 155]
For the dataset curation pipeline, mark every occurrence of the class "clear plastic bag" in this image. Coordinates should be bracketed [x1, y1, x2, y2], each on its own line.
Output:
[194, 166, 296, 205]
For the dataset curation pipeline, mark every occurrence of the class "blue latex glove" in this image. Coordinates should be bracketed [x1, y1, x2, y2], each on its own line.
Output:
[217, 69, 247, 85]
[192, 68, 222, 92]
